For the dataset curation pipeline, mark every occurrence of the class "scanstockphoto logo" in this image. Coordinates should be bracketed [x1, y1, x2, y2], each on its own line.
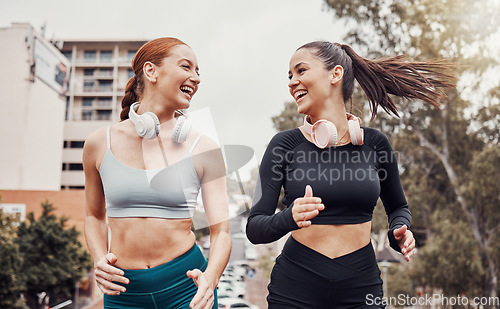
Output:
[365, 294, 500, 307]
[268, 145, 400, 184]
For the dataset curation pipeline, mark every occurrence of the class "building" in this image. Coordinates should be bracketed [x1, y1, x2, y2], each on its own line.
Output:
[0, 23, 69, 191]
[59, 38, 147, 189]
[0, 22, 149, 237]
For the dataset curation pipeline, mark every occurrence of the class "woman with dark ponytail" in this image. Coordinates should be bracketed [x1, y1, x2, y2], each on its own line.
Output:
[246, 41, 455, 308]
[83, 38, 231, 309]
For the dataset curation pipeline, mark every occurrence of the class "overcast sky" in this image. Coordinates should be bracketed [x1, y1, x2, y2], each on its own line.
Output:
[1, 0, 348, 175]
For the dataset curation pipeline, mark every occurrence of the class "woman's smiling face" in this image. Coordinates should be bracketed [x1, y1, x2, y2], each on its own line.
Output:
[288, 48, 334, 115]
[154, 44, 200, 110]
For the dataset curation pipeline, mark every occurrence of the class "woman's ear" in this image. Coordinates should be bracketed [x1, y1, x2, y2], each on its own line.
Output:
[330, 65, 344, 85]
[143, 61, 157, 83]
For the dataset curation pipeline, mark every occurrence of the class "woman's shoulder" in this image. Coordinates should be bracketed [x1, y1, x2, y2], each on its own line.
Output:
[362, 126, 393, 150]
[189, 130, 218, 152]
[84, 125, 109, 150]
[268, 128, 304, 149]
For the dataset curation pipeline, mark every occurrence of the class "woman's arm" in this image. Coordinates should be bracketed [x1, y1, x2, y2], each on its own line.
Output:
[246, 132, 301, 244]
[83, 129, 128, 295]
[375, 131, 414, 259]
[187, 136, 231, 309]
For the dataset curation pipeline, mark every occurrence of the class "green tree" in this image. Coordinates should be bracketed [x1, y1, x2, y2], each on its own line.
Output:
[0, 210, 25, 309]
[271, 101, 303, 131]
[16, 201, 92, 309]
[324, 0, 500, 298]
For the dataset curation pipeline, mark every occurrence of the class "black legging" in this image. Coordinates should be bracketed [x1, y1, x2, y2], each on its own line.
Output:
[267, 236, 385, 309]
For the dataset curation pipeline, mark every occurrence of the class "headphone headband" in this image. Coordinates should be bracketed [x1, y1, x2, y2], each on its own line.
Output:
[303, 113, 364, 148]
[128, 102, 191, 143]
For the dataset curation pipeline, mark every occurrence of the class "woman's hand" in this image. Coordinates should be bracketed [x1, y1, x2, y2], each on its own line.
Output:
[187, 269, 216, 309]
[292, 185, 324, 228]
[393, 225, 415, 261]
[94, 253, 129, 295]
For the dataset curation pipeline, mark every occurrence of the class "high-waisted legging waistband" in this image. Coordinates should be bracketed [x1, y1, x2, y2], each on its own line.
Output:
[116, 243, 203, 294]
[281, 235, 377, 281]
[104, 243, 217, 309]
[267, 236, 384, 308]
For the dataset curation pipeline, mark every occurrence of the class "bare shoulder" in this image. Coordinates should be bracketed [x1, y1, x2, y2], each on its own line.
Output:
[83, 126, 108, 165]
[191, 131, 221, 154]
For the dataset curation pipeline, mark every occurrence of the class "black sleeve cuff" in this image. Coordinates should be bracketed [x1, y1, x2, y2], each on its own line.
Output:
[283, 202, 300, 231]
[388, 226, 403, 254]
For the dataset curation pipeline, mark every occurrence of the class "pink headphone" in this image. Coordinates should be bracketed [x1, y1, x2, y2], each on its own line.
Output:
[303, 113, 364, 148]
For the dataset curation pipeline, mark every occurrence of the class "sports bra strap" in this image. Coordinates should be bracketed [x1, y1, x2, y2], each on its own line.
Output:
[188, 133, 203, 154]
[106, 125, 111, 149]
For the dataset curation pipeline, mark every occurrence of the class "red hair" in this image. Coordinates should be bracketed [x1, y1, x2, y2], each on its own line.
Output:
[120, 37, 187, 121]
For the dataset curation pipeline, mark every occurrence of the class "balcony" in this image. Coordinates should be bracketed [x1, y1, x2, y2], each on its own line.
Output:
[72, 85, 114, 97]
[83, 73, 114, 80]
[75, 58, 114, 67]
[117, 57, 134, 67]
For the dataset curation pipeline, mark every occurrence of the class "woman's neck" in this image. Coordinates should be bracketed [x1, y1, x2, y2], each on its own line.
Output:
[309, 102, 348, 130]
[136, 96, 177, 125]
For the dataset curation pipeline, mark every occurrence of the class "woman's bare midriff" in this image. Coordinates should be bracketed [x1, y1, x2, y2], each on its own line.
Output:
[108, 217, 196, 269]
[291, 221, 372, 259]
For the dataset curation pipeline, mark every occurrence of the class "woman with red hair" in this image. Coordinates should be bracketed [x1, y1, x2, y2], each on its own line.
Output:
[83, 37, 231, 309]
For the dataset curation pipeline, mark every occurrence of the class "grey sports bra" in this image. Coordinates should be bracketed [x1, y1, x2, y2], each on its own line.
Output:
[99, 126, 202, 219]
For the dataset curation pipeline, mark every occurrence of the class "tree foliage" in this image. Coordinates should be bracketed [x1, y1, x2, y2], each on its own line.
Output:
[271, 101, 303, 131]
[16, 201, 92, 308]
[0, 210, 25, 309]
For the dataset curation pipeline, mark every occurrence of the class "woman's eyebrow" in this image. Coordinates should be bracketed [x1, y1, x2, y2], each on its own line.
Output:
[179, 58, 199, 71]
[288, 62, 306, 75]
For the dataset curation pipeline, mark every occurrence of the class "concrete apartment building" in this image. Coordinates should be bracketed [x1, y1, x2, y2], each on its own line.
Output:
[0, 23, 69, 192]
[60, 38, 147, 189]
[0, 21, 147, 239]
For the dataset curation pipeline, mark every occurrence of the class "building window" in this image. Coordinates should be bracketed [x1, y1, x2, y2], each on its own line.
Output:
[62, 51, 72, 61]
[97, 97, 112, 107]
[84, 68, 95, 76]
[65, 97, 69, 121]
[97, 110, 111, 121]
[69, 186, 85, 190]
[100, 68, 113, 77]
[82, 98, 93, 107]
[69, 163, 84, 171]
[83, 81, 95, 92]
[84, 50, 97, 63]
[99, 80, 112, 92]
[127, 50, 136, 61]
[100, 51, 112, 63]
[127, 68, 134, 79]
[70, 141, 85, 148]
[82, 110, 93, 120]
[62, 163, 66, 170]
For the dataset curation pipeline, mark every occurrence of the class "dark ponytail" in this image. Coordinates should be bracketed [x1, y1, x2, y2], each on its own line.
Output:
[120, 37, 187, 121]
[298, 41, 456, 119]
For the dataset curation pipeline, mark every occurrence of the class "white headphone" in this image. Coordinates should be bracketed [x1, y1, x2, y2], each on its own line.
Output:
[128, 102, 191, 142]
[303, 113, 364, 148]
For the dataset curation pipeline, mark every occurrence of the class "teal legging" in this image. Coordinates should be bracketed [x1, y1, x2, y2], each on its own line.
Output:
[103, 244, 217, 309]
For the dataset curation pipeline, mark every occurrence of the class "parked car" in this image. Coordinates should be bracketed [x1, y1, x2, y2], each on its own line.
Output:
[218, 298, 259, 309]
[244, 247, 257, 260]
[218, 282, 246, 298]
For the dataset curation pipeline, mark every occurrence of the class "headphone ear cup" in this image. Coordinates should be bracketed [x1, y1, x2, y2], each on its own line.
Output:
[139, 112, 160, 140]
[129, 102, 160, 140]
[312, 120, 337, 149]
[172, 115, 191, 143]
[348, 119, 363, 145]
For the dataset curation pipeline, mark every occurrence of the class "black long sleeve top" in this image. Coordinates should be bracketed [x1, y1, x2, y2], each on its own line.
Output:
[246, 127, 411, 253]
